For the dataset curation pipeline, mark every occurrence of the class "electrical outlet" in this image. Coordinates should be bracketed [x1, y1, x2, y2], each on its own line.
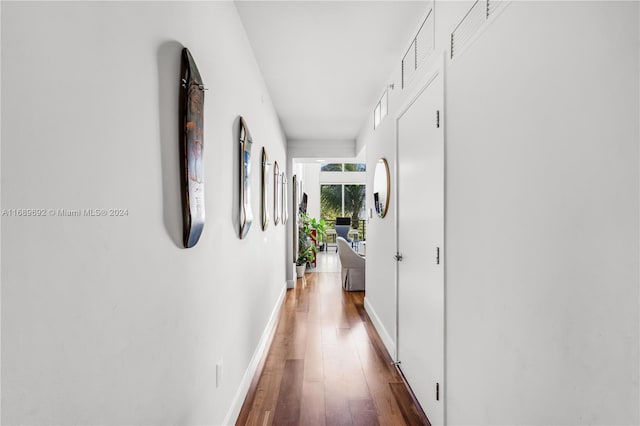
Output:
[216, 359, 223, 388]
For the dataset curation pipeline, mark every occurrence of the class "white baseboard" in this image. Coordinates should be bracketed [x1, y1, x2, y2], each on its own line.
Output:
[287, 263, 296, 288]
[222, 283, 287, 425]
[364, 296, 396, 361]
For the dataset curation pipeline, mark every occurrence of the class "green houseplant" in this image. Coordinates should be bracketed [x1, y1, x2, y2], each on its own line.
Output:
[296, 244, 315, 267]
[296, 236, 315, 278]
[300, 212, 327, 249]
[296, 212, 326, 277]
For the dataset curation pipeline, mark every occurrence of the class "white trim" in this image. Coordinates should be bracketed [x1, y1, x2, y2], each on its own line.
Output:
[394, 55, 446, 423]
[364, 296, 396, 360]
[394, 53, 445, 364]
[222, 283, 287, 426]
[0, 1, 3, 421]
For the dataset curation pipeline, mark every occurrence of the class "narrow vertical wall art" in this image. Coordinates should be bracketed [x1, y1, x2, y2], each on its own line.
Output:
[281, 172, 289, 224]
[179, 48, 206, 248]
[261, 147, 270, 231]
[239, 117, 253, 239]
[273, 161, 280, 225]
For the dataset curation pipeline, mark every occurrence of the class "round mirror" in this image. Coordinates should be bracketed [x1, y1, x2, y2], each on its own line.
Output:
[373, 158, 390, 218]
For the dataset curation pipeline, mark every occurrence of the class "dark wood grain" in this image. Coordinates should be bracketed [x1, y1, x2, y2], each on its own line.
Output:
[272, 359, 305, 426]
[324, 378, 354, 425]
[349, 399, 379, 426]
[390, 382, 431, 426]
[236, 267, 429, 425]
[299, 381, 326, 426]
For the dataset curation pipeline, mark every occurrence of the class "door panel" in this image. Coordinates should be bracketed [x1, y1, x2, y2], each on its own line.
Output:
[397, 71, 444, 425]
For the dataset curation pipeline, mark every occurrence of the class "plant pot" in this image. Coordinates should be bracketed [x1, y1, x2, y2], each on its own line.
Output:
[296, 264, 306, 278]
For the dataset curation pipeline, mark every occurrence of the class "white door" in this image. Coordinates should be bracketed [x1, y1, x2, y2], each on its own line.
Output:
[396, 70, 444, 425]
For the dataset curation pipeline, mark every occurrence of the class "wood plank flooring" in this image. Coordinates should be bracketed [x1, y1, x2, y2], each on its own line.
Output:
[236, 271, 430, 426]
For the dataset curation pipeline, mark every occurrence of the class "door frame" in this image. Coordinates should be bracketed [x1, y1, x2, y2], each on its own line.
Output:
[393, 52, 446, 421]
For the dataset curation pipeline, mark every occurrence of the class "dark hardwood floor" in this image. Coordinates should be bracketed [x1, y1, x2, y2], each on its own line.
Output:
[236, 271, 430, 426]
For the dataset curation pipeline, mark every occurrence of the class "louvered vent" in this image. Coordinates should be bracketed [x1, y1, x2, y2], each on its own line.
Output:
[401, 40, 416, 89]
[450, 0, 486, 59]
[450, 0, 509, 59]
[487, 0, 507, 17]
[402, 7, 434, 89]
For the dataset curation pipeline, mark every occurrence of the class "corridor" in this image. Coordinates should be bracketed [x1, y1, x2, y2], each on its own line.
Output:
[237, 255, 429, 425]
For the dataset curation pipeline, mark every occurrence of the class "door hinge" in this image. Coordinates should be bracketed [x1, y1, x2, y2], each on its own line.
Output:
[436, 382, 440, 401]
[436, 247, 440, 265]
[394, 252, 403, 262]
[436, 110, 440, 128]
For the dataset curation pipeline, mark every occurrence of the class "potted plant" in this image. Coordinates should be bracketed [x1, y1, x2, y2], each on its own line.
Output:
[296, 244, 315, 277]
[296, 212, 326, 277]
[300, 212, 327, 251]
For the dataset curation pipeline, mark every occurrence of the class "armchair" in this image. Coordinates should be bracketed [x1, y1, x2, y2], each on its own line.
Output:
[337, 237, 365, 291]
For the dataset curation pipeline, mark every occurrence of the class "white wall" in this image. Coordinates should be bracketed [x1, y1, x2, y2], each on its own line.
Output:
[297, 163, 322, 220]
[319, 170, 366, 186]
[358, 1, 639, 424]
[1, 2, 287, 424]
[358, 46, 407, 358]
[288, 139, 356, 158]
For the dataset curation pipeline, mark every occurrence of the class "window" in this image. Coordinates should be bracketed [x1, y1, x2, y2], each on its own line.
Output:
[321, 184, 367, 240]
[320, 163, 343, 172]
[320, 184, 343, 221]
[373, 89, 388, 129]
[344, 185, 367, 220]
[320, 163, 366, 172]
[321, 184, 366, 221]
[344, 163, 366, 172]
[381, 91, 388, 119]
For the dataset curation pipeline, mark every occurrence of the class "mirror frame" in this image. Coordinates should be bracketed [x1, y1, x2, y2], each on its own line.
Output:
[261, 147, 270, 231]
[374, 158, 391, 218]
[281, 173, 289, 224]
[239, 117, 253, 239]
[273, 161, 280, 225]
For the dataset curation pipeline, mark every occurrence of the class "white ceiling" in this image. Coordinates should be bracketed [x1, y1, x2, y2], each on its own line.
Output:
[235, 1, 428, 142]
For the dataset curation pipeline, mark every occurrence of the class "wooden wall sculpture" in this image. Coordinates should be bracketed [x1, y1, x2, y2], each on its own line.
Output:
[179, 48, 206, 248]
